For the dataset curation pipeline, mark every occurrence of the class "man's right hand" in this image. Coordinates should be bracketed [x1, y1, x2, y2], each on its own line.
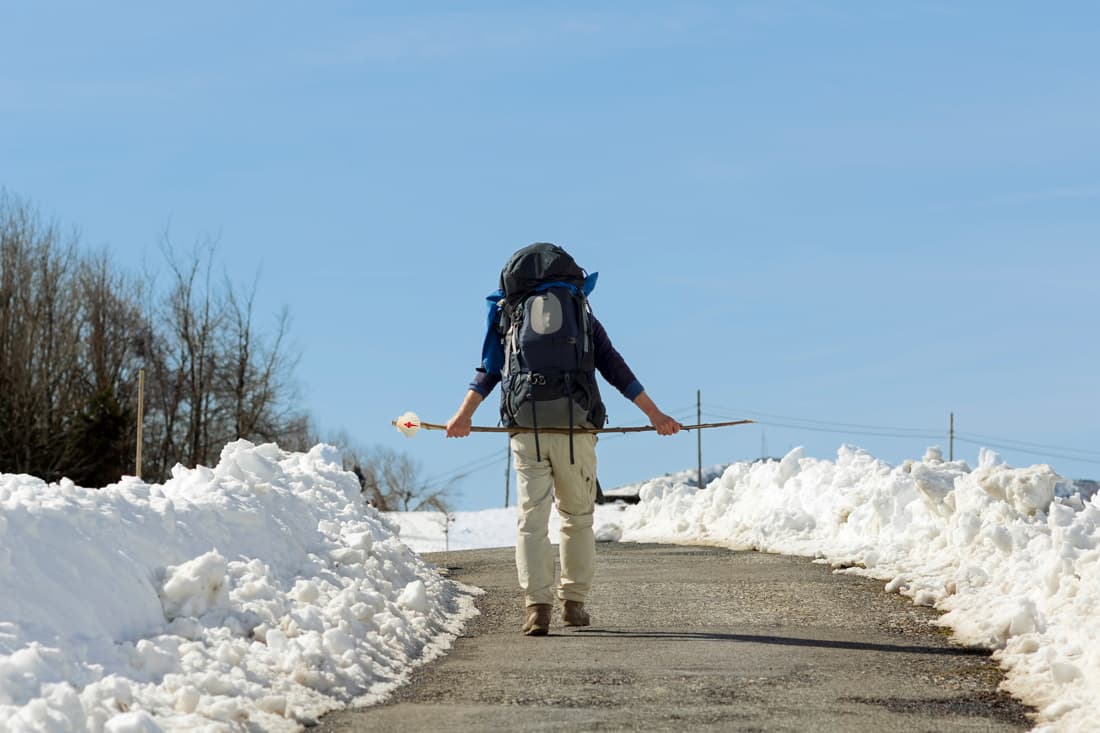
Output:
[649, 410, 682, 436]
[632, 390, 682, 436]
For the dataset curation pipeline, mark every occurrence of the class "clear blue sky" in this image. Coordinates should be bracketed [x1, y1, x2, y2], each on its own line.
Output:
[3, 2, 1098, 509]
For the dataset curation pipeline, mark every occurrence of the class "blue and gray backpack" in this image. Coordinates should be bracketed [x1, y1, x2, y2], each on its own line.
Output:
[485, 243, 606, 461]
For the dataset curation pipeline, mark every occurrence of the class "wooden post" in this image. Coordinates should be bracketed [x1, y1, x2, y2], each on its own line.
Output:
[697, 390, 703, 489]
[135, 368, 145, 478]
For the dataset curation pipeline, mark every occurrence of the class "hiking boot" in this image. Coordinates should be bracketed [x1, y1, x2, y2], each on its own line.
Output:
[522, 604, 552, 636]
[562, 600, 591, 627]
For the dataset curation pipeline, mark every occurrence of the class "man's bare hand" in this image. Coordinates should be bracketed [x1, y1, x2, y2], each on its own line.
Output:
[633, 391, 682, 436]
[446, 391, 483, 437]
[446, 412, 473, 437]
[649, 411, 682, 436]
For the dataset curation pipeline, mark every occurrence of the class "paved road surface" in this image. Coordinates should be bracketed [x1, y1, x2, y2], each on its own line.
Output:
[318, 543, 1032, 732]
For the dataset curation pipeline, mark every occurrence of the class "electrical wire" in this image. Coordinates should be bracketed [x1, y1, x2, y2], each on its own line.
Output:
[420, 446, 507, 489]
[420, 445, 504, 483]
[952, 437, 1100, 466]
[705, 412, 945, 442]
[953, 432, 1100, 457]
[707, 404, 941, 436]
[703, 406, 1100, 467]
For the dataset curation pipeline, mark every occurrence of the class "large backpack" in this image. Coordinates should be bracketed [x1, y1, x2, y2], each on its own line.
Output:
[496, 244, 606, 459]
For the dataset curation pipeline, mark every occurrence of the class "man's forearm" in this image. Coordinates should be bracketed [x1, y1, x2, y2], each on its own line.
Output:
[632, 390, 662, 421]
[446, 389, 485, 437]
[456, 389, 484, 418]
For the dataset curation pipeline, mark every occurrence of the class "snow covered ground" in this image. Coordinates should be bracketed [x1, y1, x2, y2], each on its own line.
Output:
[0, 441, 477, 732]
[4, 442, 1099, 731]
[393, 449, 1100, 733]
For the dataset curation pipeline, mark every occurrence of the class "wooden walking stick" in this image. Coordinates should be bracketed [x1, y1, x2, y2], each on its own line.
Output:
[392, 411, 752, 437]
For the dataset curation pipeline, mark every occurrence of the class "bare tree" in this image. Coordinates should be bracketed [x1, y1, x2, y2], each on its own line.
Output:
[0, 193, 83, 479]
[66, 252, 147, 485]
[221, 273, 300, 444]
[0, 193, 402, 497]
[0, 194, 150, 484]
[166, 239, 222, 467]
[138, 236, 308, 480]
[323, 429, 452, 512]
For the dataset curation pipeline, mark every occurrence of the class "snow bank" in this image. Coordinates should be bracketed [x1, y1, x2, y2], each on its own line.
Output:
[389, 507, 519, 553]
[610, 445, 1098, 732]
[0, 441, 477, 732]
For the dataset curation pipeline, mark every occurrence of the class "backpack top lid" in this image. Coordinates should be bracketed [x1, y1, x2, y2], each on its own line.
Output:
[499, 243, 585, 301]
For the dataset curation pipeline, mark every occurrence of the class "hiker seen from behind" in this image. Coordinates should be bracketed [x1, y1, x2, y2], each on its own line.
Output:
[446, 243, 681, 636]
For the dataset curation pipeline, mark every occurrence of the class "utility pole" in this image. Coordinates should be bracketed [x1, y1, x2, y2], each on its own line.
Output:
[696, 390, 703, 489]
[949, 412, 955, 461]
[504, 439, 511, 508]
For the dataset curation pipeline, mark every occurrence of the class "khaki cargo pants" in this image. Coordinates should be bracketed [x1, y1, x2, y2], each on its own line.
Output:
[510, 431, 598, 606]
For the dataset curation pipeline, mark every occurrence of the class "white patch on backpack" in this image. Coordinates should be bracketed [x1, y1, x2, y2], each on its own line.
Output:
[529, 292, 563, 335]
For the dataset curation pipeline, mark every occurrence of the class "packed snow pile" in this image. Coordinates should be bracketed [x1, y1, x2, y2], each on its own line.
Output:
[610, 445, 1098, 732]
[601, 464, 730, 500]
[0, 441, 477, 732]
[390, 506, 518, 553]
[7, 440, 1098, 732]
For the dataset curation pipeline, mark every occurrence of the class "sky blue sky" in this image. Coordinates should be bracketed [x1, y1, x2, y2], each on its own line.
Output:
[3, 2, 1098, 510]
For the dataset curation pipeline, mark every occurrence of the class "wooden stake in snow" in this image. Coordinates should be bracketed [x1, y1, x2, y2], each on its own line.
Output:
[136, 368, 145, 478]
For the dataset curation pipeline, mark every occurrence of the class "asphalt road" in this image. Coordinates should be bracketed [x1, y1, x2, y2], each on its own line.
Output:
[318, 543, 1033, 732]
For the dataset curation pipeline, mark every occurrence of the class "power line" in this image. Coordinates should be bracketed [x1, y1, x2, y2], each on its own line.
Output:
[421, 447, 502, 483]
[704, 405, 1100, 467]
[954, 431, 1100, 458]
[420, 446, 507, 489]
[952, 437, 1100, 466]
[663, 403, 701, 418]
[707, 404, 941, 436]
[705, 412, 944, 442]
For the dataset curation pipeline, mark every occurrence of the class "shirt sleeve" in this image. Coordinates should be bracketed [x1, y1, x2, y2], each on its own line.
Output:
[469, 368, 501, 398]
[470, 290, 506, 397]
[591, 315, 644, 401]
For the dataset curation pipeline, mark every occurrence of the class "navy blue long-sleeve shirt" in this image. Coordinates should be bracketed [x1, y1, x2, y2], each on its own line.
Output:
[469, 314, 644, 402]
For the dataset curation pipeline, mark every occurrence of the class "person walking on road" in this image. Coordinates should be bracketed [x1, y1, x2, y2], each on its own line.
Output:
[445, 243, 681, 636]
